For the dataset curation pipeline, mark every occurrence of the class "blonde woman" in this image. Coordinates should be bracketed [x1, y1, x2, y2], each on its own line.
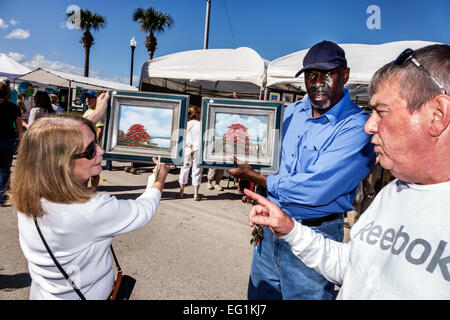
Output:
[8, 110, 169, 299]
[178, 106, 203, 200]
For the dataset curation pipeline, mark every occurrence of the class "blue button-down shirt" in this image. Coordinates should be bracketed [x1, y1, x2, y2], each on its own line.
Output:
[266, 89, 375, 220]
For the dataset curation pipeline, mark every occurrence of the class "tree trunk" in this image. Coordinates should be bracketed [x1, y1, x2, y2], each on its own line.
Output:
[84, 46, 90, 77]
[145, 32, 157, 60]
[82, 30, 94, 77]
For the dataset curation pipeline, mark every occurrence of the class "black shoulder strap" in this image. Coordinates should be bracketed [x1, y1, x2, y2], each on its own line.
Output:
[109, 244, 121, 273]
[33, 217, 86, 300]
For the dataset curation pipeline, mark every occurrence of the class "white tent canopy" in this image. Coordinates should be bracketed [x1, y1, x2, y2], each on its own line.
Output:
[0, 53, 31, 79]
[140, 47, 268, 99]
[266, 40, 441, 98]
[16, 68, 138, 91]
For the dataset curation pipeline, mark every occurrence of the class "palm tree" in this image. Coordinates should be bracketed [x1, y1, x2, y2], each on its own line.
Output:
[67, 9, 106, 77]
[132, 7, 173, 60]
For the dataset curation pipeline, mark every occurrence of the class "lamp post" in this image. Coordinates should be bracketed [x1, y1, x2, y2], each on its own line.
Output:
[130, 36, 137, 86]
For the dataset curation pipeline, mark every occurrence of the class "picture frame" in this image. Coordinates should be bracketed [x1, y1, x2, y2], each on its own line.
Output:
[268, 92, 280, 101]
[102, 90, 189, 165]
[282, 93, 294, 105]
[199, 97, 283, 174]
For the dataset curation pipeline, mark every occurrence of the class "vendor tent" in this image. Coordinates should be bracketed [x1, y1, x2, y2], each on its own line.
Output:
[16, 67, 137, 109]
[140, 47, 268, 100]
[266, 40, 441, 103]
[16, 68, 137, 91]
[0, 53, 31, 79]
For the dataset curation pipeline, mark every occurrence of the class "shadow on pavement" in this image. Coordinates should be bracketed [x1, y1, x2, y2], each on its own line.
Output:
[99, 185, 146, 193]
[0, 273, 31, 290]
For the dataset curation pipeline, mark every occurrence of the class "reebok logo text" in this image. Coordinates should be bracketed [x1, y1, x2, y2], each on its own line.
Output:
[353, 221, 450, 281]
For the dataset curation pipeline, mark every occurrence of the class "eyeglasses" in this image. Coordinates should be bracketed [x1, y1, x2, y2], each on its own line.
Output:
[394, 48, 447, 94]
[73, 138, 97, 160]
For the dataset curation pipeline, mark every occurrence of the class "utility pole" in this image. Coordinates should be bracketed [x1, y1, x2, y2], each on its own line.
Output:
[203, 0, 211, 49]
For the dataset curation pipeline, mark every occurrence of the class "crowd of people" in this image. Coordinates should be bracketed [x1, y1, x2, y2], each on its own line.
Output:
[0, 41, 448, 300]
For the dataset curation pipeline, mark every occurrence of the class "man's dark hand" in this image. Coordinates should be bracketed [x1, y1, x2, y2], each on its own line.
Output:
[227, 160, 254, 180]
[227, 157, 267, 188]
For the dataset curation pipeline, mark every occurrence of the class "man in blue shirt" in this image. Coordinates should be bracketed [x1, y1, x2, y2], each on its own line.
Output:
[228, 40, 376, 299]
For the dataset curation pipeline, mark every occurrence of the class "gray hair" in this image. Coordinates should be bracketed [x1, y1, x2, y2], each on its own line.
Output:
[369, 44, 450, 112]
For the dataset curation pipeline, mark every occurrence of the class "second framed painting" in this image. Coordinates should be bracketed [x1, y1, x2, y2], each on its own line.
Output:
[199, 97, 283, 174]
[103, 91, 189, 165]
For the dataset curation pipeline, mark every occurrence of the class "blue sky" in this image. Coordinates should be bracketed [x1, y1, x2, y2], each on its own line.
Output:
[0, 0, 448, 86]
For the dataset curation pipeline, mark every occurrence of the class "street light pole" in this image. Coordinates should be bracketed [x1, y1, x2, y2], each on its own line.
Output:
[130, 36, 137, 86]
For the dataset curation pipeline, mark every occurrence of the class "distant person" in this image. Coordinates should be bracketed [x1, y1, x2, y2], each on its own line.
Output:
[0, 77, 23, 206]
[178, 106, 203, 201]
[28, 91, 55, 127]
[228, 40, 376, 299]
[49, 93, 63, 114]
[245, 44, 450, 299]
[206, 168, 224, 191]
[17, 93, 29, 130]
[82, 90, 104, 192]
[17, 93, 26, 114]
[21, 94, 34, 124]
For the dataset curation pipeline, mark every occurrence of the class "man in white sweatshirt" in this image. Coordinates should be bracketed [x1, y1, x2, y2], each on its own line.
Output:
[245, 43, 450, 299]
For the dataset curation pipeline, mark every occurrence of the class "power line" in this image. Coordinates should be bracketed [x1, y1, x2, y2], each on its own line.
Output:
[221, 0, 238, 47]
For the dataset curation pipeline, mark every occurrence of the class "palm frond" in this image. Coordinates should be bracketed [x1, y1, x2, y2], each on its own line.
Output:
[132, 7, 173, 34]
[80, 9, 106, 31]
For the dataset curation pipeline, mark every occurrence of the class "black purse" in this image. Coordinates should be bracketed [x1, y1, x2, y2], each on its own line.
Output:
[34, 217, 135, 300]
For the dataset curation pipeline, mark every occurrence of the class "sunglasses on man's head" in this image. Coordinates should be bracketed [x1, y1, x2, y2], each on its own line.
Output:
[73, 138, 97, 160]
[394, 48, 447, 94]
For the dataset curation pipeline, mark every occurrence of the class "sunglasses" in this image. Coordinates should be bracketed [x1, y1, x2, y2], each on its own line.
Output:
[394, 48, 447, 94]
[73, 138, 98, 160]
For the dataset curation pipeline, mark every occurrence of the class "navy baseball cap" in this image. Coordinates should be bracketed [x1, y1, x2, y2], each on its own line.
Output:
[295, 40, 347, 77]
[85, 89, 97, 98]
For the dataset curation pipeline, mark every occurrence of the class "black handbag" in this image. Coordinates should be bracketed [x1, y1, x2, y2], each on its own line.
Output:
[34, 217, 135, 300]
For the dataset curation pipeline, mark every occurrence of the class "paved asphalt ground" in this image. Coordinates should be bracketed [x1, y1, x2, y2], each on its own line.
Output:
[0, 160, 255, 300]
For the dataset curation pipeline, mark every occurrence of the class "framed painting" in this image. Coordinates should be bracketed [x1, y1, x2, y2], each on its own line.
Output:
[282, 93, 294, 105]
[199, 97, 283, 174]
[268, 92, 280, 101]
[102, 90, 188, 165]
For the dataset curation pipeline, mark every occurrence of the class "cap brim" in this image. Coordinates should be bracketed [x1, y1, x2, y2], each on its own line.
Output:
[294, 62, 343, 78]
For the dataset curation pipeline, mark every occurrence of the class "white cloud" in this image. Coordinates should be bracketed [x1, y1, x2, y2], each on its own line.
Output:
[30, 54, 84, 75]
[9, 19, 18, 26]
[7, 52, 26, 62]
[0, 18, 8, 28]
[8, 52, 83, 75]
[108, 74, 140, 86]
[5, 28, 30, 39]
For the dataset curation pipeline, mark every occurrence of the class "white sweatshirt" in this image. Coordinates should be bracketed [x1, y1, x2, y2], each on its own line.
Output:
[17, 176, 161, 300]
[282, 179, 450, 299]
